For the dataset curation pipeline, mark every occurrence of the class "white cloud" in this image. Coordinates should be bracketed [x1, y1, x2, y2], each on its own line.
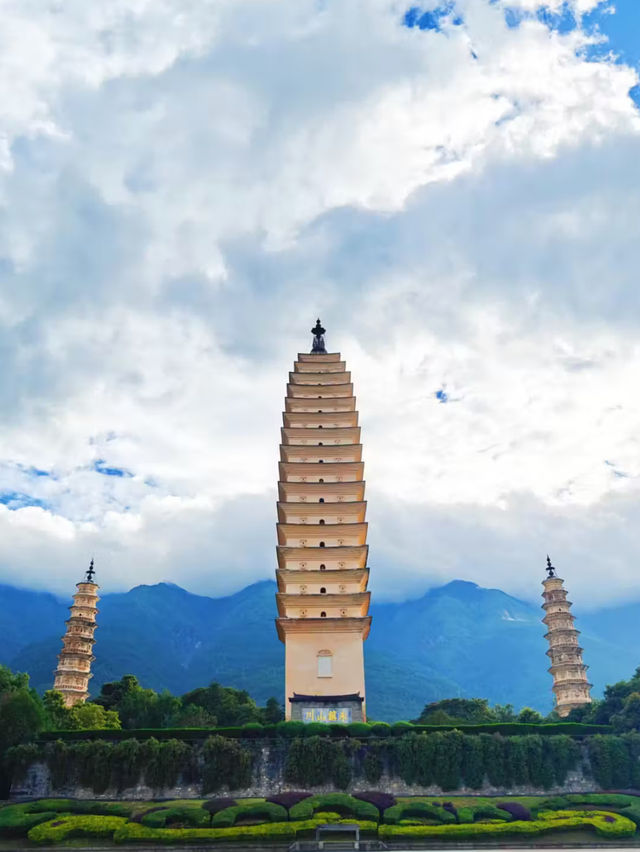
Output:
[0, 0, 639, 607]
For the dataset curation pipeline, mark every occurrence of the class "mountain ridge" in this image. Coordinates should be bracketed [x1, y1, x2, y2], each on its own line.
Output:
[2, 578, 638, 721]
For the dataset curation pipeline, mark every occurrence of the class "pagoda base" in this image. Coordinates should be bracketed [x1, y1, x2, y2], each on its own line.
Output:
[289, 692, 364, 723]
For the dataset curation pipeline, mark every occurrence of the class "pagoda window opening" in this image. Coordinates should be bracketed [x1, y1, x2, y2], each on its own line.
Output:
[319, 519, 325, 525]
[319, 541, 326, 547]
[317, 650, 332, 676]
[320, 611, 327, 618]
[320, 564, 326, 570]
[319, 478, 324, 482]
[319, 459, 324, 463]
[320, 587, 327, 594]
[319, 442, 323, 446]
[318, 425, 323, 428]
[319, 498, 325, 503]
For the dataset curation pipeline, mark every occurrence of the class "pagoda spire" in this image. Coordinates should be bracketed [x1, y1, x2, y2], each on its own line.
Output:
[311, 318, 327, 354]
[53, 560, 100, 707]
[276, 328, 371, 722]
[541, 556, 592, 717]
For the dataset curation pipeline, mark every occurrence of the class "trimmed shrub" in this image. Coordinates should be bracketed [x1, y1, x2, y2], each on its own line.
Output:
[370, 723, 392, 737]
[25, 798, 133, 817]
[291, 793, 378, 821]
[379, 810, 636, 840]
[141, 806, 209, 828]
[473, 804, 511, 822]
[442, 801, 458, 819]
[275, 721, 306, 738]
[27, 815, 127, 844]
[304, 723, 333, 738]
[212, 802, 288, 827]
[347, 723, 371, 738]
[112, 817, 378, 845]
[383, 801, 456, 825]
[201, 797, 236, 816]
[113, 820, 297, 844]
[33, 720, 611, 742]
[498, 801, 531, 820]
[565, 793, 634, 807]
[0, 805, 57, 838]
[266, 792, 311, 809]
[354, 791, 396, 811]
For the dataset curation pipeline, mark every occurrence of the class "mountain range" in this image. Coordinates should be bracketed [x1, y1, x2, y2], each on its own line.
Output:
[1, 579, 638, 721]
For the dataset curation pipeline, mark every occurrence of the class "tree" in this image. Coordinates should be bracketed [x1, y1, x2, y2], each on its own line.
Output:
[413, 698, 496, 725]
[263, 697, 284, 724]
[612, 692, 640, 732]
[567, 667, 640, 725]
[0, 666, 45, 797]
[174, 703, 217, 727]
[517, 707, 544, 724]
[43, 690, 71, 730]
[69, 702, 121, 730]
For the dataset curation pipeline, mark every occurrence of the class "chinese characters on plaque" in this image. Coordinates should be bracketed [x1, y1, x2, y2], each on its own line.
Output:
[302, 708, 352, 723]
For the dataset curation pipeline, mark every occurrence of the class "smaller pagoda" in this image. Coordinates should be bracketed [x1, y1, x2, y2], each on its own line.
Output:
[53, 560, 100, 707]
[542, 556, 592, 717]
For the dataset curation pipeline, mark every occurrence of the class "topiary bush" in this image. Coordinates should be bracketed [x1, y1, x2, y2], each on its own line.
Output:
[383, 801, 456, 825]
[347, 722, 371, 738]
[266, 792, 311, 809]
[303, 723, 333, 738]
[369, 722, 392, 738]
[290, 793, 378, 821]
[0, 805, 57, 838]
[498, 802, 531, 820]
[474, 804, 512, 822]
[379, 810, 636, 840]
[141, 806, 209, 828]
[353, 791, 396, 811]
[114, 820, 297, 844]
[202, 797, 236, 817]
[25, 799, 133, 817]
[27, 815, 127, 844]
[275, 720, 306, 738]
[212, 802, 288, 827]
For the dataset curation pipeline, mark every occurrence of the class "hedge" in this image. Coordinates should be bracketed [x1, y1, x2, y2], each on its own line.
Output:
[35, 720, 610, 742]
[141, 805, 210, 828]
[212, 802, 288, 827]
[379, 810, 636, 840]
[290, 793, 379, 821]
[27, 815, 127, 844]
[0, 805, 57, 837]
[26, 798, 134, 817]
[17, 731, 640, 797]
[111, 818, 378, 845]
[383, 801, 457, 825]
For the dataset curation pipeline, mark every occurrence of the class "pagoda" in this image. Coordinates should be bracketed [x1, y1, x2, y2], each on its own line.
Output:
[275, 320, 371, 722]
[53, 560, 100, 707]
[542, 556, 592, 717]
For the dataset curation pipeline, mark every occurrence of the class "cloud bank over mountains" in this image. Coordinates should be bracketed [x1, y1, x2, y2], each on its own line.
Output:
[1, 0, 639, 607]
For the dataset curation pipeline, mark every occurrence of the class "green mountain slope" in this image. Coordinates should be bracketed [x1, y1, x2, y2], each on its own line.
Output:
[3, 579, 639, 720]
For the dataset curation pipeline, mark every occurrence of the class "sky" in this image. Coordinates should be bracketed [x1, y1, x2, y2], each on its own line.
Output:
[0, 0, 639, 609]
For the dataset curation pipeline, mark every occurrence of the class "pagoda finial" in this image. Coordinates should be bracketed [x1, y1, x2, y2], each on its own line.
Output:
[85, 558, 96, 583]
[311, 318, 327, 354]
[546, 554, 556, 578]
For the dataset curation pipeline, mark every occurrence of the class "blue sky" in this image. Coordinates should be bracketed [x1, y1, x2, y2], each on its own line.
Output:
[0, 0, 639, 607]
